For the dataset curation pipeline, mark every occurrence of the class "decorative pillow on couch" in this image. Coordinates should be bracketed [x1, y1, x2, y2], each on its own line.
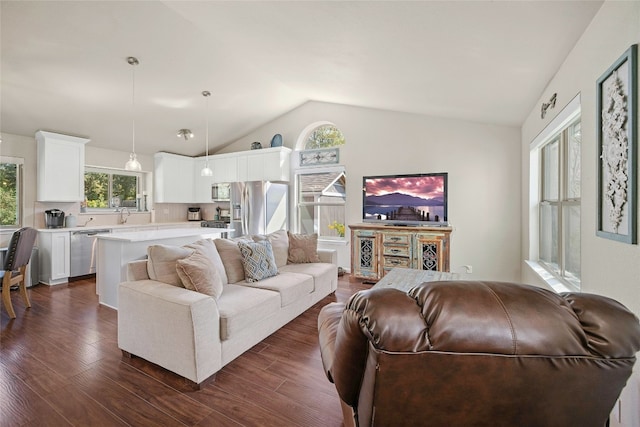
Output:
[253, 229, 289, 268]
[214, 236, 253, 283]
[176, 239, 224, 299]
[238, 240, 278, 282]
[147, 244, 193, 286]
[287, 232, 321, 264]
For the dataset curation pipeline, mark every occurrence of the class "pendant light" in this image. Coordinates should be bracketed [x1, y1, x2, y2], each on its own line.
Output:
[201, 90, 213, 177]
[124, 56, 142, 171]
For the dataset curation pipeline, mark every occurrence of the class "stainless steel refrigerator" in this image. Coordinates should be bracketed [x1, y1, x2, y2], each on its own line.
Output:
[229, 181, 288, 237]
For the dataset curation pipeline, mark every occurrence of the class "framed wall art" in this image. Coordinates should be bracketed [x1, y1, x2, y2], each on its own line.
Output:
[596, 44, 637, 244]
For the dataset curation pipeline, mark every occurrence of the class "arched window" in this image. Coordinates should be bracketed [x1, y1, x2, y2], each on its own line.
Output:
[304, 124, 345, 149]
[294, 122, 346, 240]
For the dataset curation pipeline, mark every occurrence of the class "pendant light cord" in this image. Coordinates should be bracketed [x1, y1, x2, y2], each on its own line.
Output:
[129, 57, 139, 154]
[203, 90, 211, 161]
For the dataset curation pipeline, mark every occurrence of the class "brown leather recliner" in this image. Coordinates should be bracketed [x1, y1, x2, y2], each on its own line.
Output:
[318, 281, 640, 427]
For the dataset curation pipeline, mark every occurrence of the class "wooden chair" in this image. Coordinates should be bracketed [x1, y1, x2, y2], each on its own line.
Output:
[1, 227, 37, 319]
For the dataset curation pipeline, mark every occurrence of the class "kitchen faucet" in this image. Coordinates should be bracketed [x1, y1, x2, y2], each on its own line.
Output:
[119, 207, 131, 224]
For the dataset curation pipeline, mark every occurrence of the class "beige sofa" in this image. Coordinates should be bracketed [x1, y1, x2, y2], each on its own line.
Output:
[117, 231, 337, 387]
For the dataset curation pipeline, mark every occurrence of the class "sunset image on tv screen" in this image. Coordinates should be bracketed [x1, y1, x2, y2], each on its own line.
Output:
[364, 174, 446, 222]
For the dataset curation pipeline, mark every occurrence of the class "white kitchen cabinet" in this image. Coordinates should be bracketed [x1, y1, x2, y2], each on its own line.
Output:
[245, 147, 291, 182]
[212, 153, 239, 183]
[154, 152, 195, 203]
[38, 231, 71, 285]
[194, 157, 216, 203]
[36, 131, 89, 202]
[211, 147, 291, 183]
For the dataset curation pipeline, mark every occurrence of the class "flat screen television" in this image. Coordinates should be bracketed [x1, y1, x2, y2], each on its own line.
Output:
[362, 172, 448, 226]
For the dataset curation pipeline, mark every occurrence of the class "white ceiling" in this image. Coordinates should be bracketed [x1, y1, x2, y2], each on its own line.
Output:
[1, 1, 602, 157]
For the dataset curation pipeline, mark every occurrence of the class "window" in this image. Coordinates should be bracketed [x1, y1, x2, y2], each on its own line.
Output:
[296, 168, 346, 240]
[85, 167, 142, 209]
[539, 118, 581, 288]
[304, 124, 345, 149]
[0, 157, 23, 228]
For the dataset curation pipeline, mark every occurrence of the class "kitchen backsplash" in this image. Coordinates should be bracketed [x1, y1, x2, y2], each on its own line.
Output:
[33, 201, 228, 228]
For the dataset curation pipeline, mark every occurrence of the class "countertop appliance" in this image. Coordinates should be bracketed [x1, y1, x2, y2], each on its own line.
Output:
[44, 209, 65, 228]
[187, 207, 201, 221]
[229, 181, 288, 238]
[70, 228, 111, 277]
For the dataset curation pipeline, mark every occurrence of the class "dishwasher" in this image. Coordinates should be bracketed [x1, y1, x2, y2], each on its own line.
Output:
[70, 229, 111, 277]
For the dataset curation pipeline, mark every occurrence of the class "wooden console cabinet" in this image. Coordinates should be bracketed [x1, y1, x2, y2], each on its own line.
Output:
[349, 223, 452, 281]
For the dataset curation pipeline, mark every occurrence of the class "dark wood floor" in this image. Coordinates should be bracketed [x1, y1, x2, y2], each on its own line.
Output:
[1, 275, 369, 426]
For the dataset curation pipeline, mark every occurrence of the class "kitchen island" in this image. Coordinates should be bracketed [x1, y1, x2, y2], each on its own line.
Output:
[96, 227, 232, 309]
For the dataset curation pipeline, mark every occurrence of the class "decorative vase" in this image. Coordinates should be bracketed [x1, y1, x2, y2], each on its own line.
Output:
[251, 141, 262, 150]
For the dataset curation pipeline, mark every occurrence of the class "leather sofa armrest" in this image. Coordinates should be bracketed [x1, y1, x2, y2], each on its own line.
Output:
[318, 302, 346, 382]
[317, 248, 337, 265]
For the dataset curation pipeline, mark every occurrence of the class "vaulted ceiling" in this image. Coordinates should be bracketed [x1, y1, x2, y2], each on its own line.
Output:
[1, 1, 602, 157]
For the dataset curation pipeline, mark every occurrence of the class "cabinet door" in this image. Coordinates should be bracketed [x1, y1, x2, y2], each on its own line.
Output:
[154, 153, 195, 203]
[246, 148, 290, 182]
[50, 232, 71, 280]
[351, 230, 379, 279]
[36, 132, 88, 202]
[194, 157, 215, 202]
[414, 233, 446, 272]
[212, 155, 238, 183]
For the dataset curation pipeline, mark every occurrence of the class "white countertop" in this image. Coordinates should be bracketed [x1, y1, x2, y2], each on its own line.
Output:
[37, 221, 205, 233]
[95, 227, 232, 243]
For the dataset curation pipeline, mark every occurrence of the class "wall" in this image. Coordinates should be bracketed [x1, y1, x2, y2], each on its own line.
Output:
[521, 2, 640, 426]
[220, 101, 522, 280]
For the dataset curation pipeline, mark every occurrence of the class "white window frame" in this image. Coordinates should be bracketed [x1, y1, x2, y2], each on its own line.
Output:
[293, 165, 346, 242]
[84, 166, 145, 211]
[0, 156, 24, 230]
[528, 95, 581, 292]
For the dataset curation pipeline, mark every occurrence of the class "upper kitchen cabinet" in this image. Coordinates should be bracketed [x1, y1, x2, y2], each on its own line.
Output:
[154, 152, 195, 203]
[212, 152, 239, 183]
[245, 147, 291, 182]
[194, 157, 216, 203]
[36, 131, 89, 202]
[211, 147, 291, 184]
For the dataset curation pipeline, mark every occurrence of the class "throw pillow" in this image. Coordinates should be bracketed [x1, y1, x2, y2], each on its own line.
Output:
[287, 232, 321, 264]
[147, 244, 194, 287]
[185, 238, 228, 285]
[214, 237, 252, 283]
[253, 229, 289, 268]
[238, 240, 278, 282]
[176, 244, 224, 299]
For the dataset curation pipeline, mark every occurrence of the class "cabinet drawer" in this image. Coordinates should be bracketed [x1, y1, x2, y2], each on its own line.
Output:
[382, 233, 410, 245]
[382, 245, 410, 257]
[383, 256, 411, 269]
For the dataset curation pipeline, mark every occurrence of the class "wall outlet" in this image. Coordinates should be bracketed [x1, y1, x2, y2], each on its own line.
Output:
[462, 265, 473, 274]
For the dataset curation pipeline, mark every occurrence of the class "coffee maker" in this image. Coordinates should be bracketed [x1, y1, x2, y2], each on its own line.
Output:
[44, 209, 65, 228]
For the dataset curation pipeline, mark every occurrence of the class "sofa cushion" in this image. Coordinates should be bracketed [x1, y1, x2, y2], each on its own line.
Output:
[240, 272, 314, 307]
[176, 240, 224, 299]
[147, 244, 193, 286]
[279, 263, 338, 292]
[217, 284, 281, 340]
[214, 237, 252, 284]
[253, 229, 289, 268]
[238, 240, 278, 282]
[287, 232, 321, 263]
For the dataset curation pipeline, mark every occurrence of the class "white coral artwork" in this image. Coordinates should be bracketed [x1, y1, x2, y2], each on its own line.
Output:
[600, 70, 628, 233]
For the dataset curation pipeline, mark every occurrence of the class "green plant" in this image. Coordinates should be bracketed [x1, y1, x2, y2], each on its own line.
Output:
[328, 221, 345, 237]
